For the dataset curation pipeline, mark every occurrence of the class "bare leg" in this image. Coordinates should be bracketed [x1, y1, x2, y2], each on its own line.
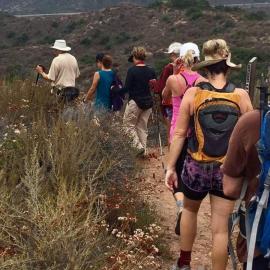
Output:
[210, 195, 235, 270]
[180, 197, 202, 251]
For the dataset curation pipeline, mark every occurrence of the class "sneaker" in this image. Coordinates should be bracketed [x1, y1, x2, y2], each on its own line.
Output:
[172, 264, 191, 270]
[175, 207, 183, 236]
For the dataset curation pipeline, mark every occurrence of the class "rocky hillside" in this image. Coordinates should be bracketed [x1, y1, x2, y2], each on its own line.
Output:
[0, 3, 269, 88]
[0, 0, 268, 14]
[0, 0, 155, 14]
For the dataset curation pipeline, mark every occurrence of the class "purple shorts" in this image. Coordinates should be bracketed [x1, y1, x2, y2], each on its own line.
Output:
[180, 155, 232, 201]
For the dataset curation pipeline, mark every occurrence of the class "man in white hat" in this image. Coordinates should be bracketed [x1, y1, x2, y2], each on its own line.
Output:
[36, 40, 80, 93]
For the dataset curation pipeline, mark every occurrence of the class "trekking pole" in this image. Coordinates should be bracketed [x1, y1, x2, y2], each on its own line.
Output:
[245, 57, 257, 105]
[154, 93, 166, 175]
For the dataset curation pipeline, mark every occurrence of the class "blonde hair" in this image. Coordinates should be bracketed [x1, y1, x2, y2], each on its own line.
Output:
[203, 39, 230, 58]
[132, 47, 146, 61]
[182, 49, 195, 68]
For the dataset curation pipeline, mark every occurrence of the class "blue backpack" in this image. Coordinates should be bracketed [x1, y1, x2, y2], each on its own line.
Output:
[246, 109, 270, 269]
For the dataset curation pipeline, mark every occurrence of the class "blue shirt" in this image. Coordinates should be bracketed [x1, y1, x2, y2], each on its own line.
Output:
[95, 70, 114, 110]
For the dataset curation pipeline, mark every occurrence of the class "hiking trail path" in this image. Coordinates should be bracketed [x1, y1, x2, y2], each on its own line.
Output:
[140, 148, 235, 270]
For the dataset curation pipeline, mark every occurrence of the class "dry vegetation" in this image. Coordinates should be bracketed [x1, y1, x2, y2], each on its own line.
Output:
[0, 80, 164, 269]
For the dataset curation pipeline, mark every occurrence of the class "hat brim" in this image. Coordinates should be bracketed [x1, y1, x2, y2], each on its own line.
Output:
[51, 46, 71, 52]
[192, 58, 242, 71]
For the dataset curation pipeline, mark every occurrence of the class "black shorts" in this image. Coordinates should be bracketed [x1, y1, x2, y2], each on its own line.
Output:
[173, 139, 188, 194]
[179, 176, 233, 201]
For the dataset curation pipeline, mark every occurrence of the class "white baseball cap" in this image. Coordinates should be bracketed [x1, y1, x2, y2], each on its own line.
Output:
[180, 42, 200, 60]
[165, 42, 182, 54]
[51, 40, 71, 51]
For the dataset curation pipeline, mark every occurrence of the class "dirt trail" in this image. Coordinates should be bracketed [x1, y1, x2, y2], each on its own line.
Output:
[141, 148, 235, 270]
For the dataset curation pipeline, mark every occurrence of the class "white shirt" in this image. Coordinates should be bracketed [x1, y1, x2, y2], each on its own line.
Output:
[48, 53, 80, 88]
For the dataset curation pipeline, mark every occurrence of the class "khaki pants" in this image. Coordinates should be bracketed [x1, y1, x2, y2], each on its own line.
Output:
[123, 100, 152, 150]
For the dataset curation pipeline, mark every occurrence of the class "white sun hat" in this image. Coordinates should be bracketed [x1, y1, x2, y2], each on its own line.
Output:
[180, 42, 200, 60]
[165, 42, 182, 54]
[51, 40, 71, 51]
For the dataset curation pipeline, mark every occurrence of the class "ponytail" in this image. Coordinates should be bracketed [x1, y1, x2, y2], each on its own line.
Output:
[182, 50, 195, 68]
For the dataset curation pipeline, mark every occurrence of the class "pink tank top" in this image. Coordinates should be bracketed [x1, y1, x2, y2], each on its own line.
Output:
[170, 71, 200, 142]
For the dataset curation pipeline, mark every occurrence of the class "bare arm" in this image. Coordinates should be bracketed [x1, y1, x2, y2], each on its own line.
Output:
[162, 75, 173, 101]
[238, 88, 253, 114]
[168, 89, 193, 169]
[165, 88, 195, 190]
[85, 72, 100, 101]
[36, 65, 52, 82]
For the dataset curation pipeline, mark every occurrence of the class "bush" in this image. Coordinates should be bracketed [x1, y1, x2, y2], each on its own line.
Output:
[161, 14, 171, 23]
[41, 36, 56, 45]
[0, 81, 163, 270]
[245, 11, 268, 21]
[80, 37, 92, 47]
[99, 35, 111, 45]
[80, 55, 95, 65]
[51, 21, 59, 28]
[114, 32, 131, 45]
[14, 33, 29, 46]
[6, 31, 16, 39]
[170, 0, 209, 9]
[185, 7, 204, 20]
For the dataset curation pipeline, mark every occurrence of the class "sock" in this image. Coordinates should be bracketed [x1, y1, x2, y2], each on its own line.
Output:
[176, 200, 183, 208]
[178, 250, 191, 267]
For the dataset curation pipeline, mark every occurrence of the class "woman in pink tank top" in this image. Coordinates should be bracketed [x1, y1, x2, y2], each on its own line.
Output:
[162, 43, 206, 240]
[163, 44, 206, 143]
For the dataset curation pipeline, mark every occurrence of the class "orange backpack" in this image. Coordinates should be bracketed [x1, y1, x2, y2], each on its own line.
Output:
[188, 82, 241, 164]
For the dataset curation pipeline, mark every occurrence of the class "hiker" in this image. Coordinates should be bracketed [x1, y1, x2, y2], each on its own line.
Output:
[163, 42, 206, 236]
[84, 54, 114, 111]
[165, 39, 253, 270]
[223, 110, 270, 269]
[123, 47, 156, 156]
[36, 39, 80, 103]
[156, 42, 182, 145]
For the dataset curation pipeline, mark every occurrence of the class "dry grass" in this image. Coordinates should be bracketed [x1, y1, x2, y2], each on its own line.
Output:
[0, 80, 163, 270]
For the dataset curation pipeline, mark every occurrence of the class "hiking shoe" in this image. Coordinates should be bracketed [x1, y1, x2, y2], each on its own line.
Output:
[175, 206, 183, 236]
[172, 264, 191, 270]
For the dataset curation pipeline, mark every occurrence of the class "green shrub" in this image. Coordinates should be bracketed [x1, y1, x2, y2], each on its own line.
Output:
[99, 35, 111, 45]
[170, 0, 209, 9]
[6, 31, 16, 39]
[41, 36, 56, 45]
[114, 32, 131, 44]
[80, 37, 92, 46]
[245, 11, 268, 21]
[185, 7, 203, 20]
[51, 21, 59, 28]
[161, 14, 171, 23]
[80, 55, 95, 65]
[14, 33, 29, 46]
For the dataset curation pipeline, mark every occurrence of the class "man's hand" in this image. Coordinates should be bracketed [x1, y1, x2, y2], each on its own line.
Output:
[165, 168, 178, 191]
[36, 65, 44, 74]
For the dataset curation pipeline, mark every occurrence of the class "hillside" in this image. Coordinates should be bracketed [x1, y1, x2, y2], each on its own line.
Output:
[0, 3, 269, 88]
[0, 0, 268, 14]
[0, 0, 155, 14]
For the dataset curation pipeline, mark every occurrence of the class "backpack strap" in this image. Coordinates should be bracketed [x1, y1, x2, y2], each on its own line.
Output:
[197, 82, 236, 93]
[178, 73, 199, 98]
